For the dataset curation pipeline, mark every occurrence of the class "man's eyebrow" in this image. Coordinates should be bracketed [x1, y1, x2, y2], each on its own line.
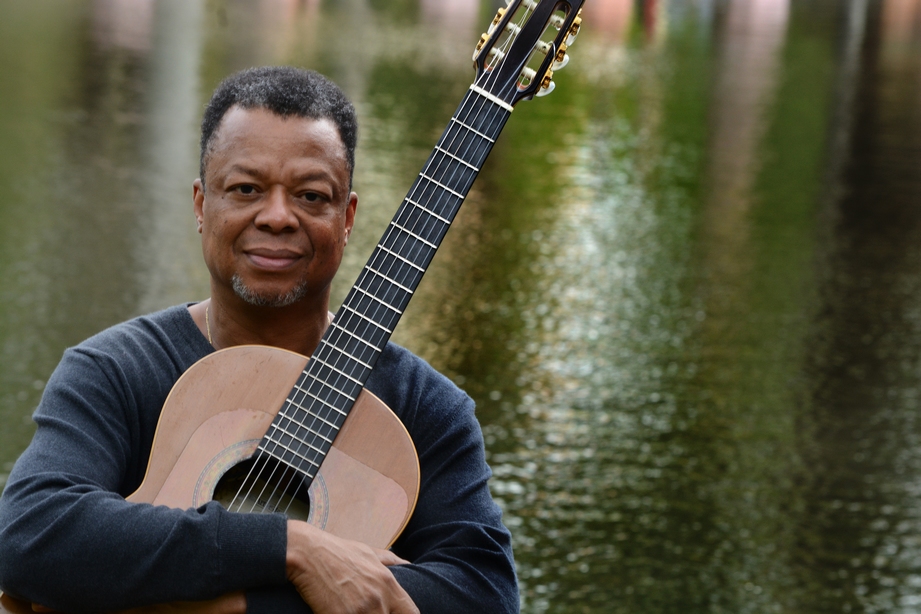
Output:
[226, 165, 336, 184]
[226, 164, 266, 179]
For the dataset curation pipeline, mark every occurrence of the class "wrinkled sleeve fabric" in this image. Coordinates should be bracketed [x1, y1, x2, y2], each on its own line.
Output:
[0, 308, 289, 613]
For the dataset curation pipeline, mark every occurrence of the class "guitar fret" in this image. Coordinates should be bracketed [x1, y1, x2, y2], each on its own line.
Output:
[365, 265, 415, 295]
[354, 285, 403, 319]
[292, 381, 353, 408]
[406, 198, 450, 225]
[261, 440, 320, 469]
[391, 221, 438, 249]
[434, 145, 480, 171]
[342, 303, 393, 334]
[328, 320, 380, 354]
[280, 403, 338, 435]
[265, 429, 326, 457]
[450, 117, 495, 143]
[321, 343, 374, 371]
[420, 172, 464, 200]
[312, 354, 365, 387]
[376, 243, 426, 273]
[320, 343, 374, 372]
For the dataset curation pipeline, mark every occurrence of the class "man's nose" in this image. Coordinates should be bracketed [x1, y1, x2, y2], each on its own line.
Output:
[255, 186, 299, 232]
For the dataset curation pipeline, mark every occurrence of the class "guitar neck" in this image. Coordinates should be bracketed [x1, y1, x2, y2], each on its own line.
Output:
[258, 87, 512, 481]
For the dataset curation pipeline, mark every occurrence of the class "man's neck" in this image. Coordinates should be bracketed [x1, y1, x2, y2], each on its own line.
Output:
[191, 290, 332, 357]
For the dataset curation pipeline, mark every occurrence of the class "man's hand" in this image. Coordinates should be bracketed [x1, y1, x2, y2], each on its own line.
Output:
[285, 520, 419, 614]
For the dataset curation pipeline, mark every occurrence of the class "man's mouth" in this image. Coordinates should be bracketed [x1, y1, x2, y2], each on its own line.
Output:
[245, 248, 302, 270]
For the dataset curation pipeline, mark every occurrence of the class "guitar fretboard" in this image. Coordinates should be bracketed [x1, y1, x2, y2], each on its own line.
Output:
[257, 88, 512, 480]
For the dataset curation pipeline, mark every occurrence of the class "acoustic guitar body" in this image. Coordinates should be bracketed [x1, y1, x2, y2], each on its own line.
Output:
[127, 345, 420, 550]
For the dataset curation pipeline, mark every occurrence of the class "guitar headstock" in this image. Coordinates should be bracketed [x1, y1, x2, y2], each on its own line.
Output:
[472, 0, 584, 107]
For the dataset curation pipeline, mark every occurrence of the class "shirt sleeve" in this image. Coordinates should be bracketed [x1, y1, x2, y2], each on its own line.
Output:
[0, 342, 290, 613]
[368, 347, 520, 614]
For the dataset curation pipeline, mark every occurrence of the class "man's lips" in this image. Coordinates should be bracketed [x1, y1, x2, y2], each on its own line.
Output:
[245, 248, 303, 270]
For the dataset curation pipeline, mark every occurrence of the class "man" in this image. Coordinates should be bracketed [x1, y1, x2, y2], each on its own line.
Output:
[0, 67, 518, 614]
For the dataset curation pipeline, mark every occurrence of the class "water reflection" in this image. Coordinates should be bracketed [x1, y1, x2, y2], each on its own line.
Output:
[795, 3, 921, 611]
[5, 1, 921, 612]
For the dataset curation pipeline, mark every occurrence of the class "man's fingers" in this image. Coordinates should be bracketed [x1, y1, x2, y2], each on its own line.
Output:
[374, 548, 411, 567]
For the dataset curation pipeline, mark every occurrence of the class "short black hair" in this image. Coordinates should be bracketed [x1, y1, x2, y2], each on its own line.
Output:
[199, 66, 358, 188]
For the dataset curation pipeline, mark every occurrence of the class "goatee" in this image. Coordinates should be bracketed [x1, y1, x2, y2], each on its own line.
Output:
[231, 274, 309, 308]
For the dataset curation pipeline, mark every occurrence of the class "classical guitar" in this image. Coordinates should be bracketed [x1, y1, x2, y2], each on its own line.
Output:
[0, 1, 584, 610]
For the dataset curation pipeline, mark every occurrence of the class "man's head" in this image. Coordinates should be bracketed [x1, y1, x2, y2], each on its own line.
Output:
[199, 66, 358, 189]
[193, 67, 359, 312]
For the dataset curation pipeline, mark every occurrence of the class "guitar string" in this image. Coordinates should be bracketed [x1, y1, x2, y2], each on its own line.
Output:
[237, 2, 544, 516]
[259, 1, 552, 516]
[258, 91, 507, 516]
[257, 2, 540, 516]
[233, 0, 571, 516]
[260, 88, 505, 517]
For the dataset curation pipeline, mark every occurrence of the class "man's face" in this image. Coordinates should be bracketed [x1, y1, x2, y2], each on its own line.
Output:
[193, 106, 357, 308]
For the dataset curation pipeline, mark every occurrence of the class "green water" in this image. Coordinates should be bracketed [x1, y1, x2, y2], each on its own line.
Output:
[3, 0, 921, 612]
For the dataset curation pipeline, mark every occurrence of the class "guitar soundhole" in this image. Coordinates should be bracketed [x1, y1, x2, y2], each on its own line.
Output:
[211, 455, 312, 521]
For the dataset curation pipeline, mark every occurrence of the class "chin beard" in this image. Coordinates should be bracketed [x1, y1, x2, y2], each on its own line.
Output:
[231, 274, 309, 308]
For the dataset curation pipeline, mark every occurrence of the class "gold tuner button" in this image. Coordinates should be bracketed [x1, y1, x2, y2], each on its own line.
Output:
[536, 78, 556, 97]
[552, 53, 569, 71]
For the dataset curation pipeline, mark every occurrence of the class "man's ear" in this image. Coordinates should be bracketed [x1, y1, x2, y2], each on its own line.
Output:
[193, 178, 205, 233]
[344, 191, 358, 245]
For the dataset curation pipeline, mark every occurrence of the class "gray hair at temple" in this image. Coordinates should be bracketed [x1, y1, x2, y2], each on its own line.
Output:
[199, 66, 358, 189]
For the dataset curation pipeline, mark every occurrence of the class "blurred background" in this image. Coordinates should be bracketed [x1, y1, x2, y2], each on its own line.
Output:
[2, 0, 921, 612]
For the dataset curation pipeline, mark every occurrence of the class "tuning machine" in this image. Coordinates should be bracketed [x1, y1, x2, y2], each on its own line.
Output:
[551, 9, 582, 69]
[565, 9, 582, 46]
[537, 9, 583, 96]
[473, 6, 507, 60]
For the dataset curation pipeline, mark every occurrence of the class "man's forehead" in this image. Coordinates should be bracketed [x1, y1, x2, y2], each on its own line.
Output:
[205, 106, 348, 172]
[213, 106, 341, 146]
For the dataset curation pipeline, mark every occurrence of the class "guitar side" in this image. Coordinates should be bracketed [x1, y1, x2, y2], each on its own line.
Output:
[128, 345, 420, 549]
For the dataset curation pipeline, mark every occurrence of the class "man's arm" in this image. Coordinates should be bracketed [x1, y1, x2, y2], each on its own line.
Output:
[0, 337, 289, 612]
[285, 521, 418, 614]
[364, 346, 520, 614]
[0, 322, 516, 613]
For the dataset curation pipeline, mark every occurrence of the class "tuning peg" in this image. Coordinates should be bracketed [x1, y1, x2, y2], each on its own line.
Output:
[488, 7, 506, 34]
[566, 10, 583, 46]
[533, 38, 569, 72]
[551, 41, 570, 70]
[536, 76, 555, 97]
[474, 6, 509, 59]
[519, 66, 555, 97]
[473, 32, 488, 60]
[552, 53, 569, 71]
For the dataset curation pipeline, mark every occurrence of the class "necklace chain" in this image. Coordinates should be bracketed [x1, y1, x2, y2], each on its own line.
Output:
[205, 303, 214, 346]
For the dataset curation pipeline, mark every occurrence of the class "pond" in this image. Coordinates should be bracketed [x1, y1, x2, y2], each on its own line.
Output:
[3, 0, 921, 612]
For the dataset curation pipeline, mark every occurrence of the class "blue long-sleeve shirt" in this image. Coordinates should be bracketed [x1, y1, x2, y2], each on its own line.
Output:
[0, 305, 518, 613]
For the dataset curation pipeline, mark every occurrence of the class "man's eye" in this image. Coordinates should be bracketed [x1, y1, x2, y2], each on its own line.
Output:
[301, 192, 321, 202]
[234, 185, 256, 195]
